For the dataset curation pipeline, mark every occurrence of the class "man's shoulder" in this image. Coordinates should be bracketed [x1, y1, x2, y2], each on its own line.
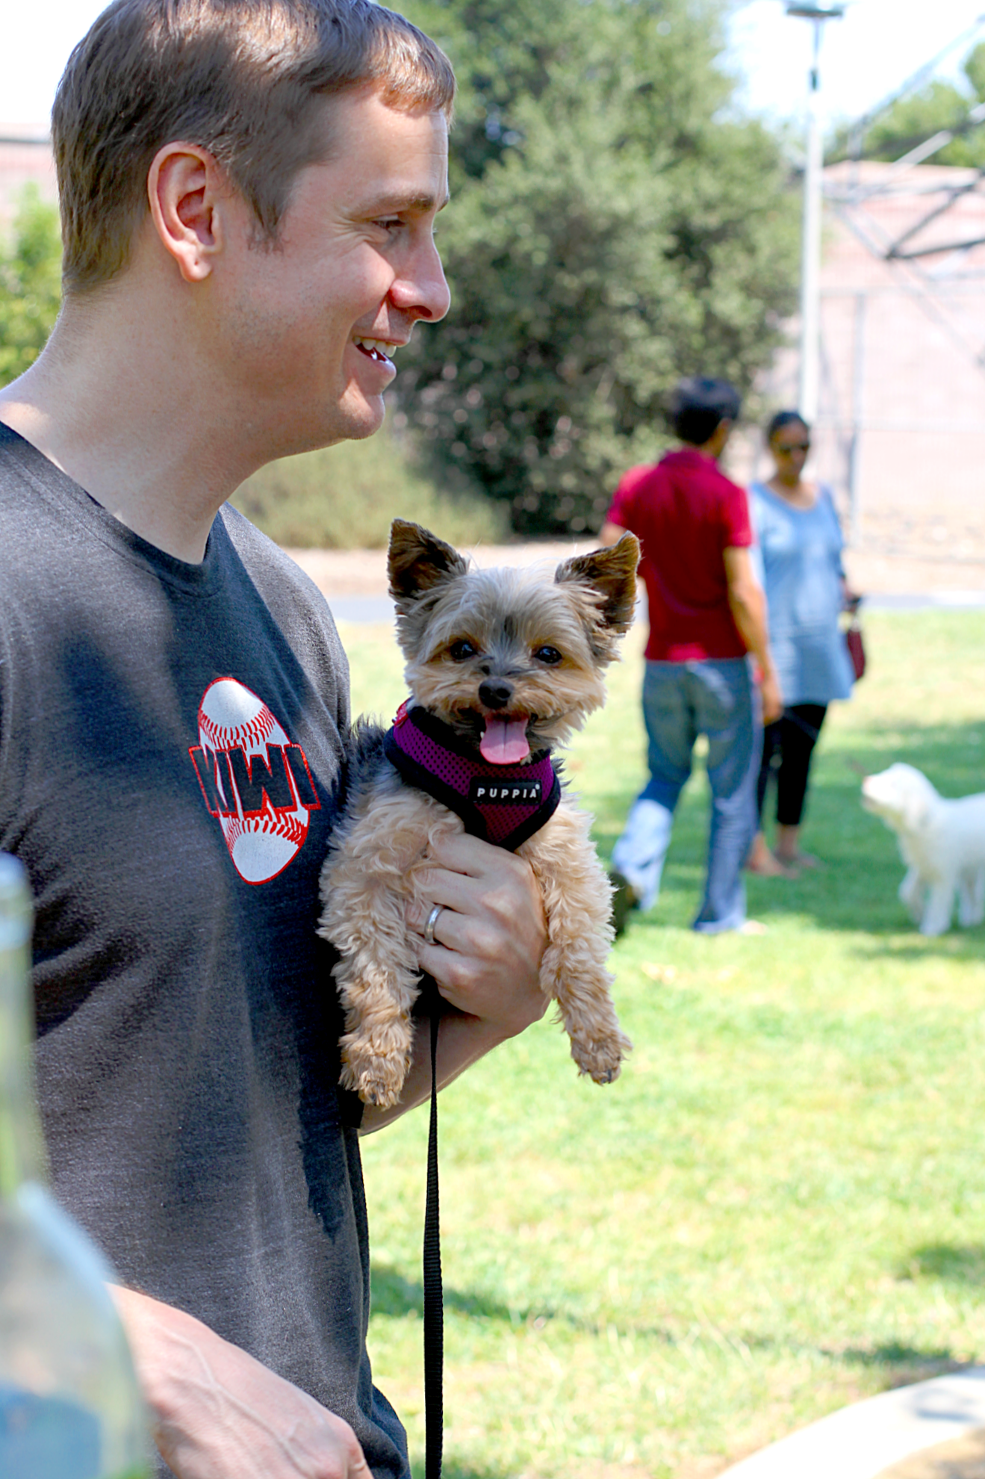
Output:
[669, 447, 743, 498]
[639, 448, 746, 506]
[217, 503, 347, 661]
[0, 419, 75, 560]
[0, 418, 55, 499]
[711, 463, 747, 500]
[616, 460, 664, 492]
[219, 502, 322, 595]
[613, 456, 676, 505]
[632, 446, 741, 492]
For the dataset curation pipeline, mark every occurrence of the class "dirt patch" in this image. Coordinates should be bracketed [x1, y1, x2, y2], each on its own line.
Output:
[874, 1427, 985, 1479]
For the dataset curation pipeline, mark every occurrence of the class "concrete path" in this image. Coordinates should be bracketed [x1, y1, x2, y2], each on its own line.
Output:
[284, 544, 985, 624]
[717, 1369, 985, 1479]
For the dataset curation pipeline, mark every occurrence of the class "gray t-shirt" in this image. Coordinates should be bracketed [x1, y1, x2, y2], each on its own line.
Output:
[0, 422, 409, 1478]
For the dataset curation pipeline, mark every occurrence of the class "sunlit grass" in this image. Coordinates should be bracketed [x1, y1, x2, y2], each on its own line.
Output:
[338, 609, 985, 1479]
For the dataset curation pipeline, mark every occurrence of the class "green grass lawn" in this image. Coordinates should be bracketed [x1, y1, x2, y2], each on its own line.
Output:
[337, 607, 985, 1479]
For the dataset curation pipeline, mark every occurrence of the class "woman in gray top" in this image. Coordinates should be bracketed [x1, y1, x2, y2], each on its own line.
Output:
[746, 411, 855, 876]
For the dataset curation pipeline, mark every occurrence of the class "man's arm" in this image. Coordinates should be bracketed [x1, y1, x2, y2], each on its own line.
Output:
[111, 1287, 373, 1479]
[361, 830, 549, 1132]
[111, 822, 550, 1468]
[722, 546, 783, 724]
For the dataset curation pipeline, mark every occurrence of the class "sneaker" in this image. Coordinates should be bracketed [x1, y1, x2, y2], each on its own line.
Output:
[737, 919, 768, 936]
[609, 870, 639, 939]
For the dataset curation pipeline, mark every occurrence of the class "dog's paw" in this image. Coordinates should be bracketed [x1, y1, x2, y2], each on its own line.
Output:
[340, 1054, 408, 1109]
[570, 1031, 633, 1085]
[918, 917, 949, 938]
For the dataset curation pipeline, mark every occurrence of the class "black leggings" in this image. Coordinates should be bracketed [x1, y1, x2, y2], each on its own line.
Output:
[756, 704, 828, 828]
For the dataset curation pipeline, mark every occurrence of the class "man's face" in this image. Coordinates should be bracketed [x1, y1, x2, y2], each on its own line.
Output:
[215, 87, 451, 455]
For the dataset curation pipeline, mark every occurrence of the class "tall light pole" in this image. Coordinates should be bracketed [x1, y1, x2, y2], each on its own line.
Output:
[786, 4, 843, 424]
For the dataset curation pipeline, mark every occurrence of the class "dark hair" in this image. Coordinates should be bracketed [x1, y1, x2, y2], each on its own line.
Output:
[766, 409, 810, 444]
[670, 376, 742, 447]
[53, 0, 456, 294]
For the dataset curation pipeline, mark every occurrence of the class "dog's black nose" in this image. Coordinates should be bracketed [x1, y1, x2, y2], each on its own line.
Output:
[478, 678, 513, 710]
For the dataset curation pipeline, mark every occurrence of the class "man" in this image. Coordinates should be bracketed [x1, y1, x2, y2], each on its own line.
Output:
[0, 4, 548, 1476]
[600, 376, 782, 935]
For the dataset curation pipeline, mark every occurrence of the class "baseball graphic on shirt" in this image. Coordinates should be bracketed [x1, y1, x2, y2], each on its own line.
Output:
[192, 678, 319, 884]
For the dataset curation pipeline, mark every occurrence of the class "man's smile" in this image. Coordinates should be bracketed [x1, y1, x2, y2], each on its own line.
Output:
[353, 335, 400, 364]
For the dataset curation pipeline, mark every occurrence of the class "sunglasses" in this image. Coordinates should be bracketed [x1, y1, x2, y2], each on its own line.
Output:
[775, 441, 810, 454]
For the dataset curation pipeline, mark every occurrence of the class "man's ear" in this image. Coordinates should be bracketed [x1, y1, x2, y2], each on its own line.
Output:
[388, 518, 468, 600]
[555, 533, 640, 632]
[147, 143, 224, 284]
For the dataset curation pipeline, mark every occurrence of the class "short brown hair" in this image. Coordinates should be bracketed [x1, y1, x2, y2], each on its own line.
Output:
[53, 0, 456, 294]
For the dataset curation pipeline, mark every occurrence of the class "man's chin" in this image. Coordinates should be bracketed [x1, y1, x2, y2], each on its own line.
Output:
[264, 398, 385, 461]
[336, 391, 387, 442]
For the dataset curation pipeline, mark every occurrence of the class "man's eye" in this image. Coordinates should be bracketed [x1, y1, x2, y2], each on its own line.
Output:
[449, 639, 478, 661]
[534, 646, 563, 665]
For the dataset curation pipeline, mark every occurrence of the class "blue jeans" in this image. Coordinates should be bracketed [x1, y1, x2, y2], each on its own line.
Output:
[611, 658, 760, 933]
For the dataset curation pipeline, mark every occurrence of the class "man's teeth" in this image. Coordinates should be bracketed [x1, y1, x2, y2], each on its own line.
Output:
[354, 337, 397, 360]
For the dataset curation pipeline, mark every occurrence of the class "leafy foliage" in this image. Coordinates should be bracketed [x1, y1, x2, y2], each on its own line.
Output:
[232, 428, 508, 548]
[0, 185, 62, 387]
[840, 42, 985, 168]
[396, 0, 799, 535]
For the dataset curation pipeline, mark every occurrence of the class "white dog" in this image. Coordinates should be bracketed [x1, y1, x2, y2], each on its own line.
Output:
[861, 762, 985, 936]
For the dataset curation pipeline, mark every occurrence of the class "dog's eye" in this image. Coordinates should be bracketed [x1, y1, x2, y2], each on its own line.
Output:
[449, 638, 479, 661]
[534, 645, 563, 665]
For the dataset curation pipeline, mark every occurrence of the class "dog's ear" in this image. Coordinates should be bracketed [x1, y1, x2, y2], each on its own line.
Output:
[901, 769, 936, 830]
[388, 519, 468, 600]
[555, 533, 640, 632]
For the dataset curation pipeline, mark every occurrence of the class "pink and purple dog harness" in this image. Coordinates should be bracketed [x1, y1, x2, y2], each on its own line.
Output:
[383, 701, 561, 851]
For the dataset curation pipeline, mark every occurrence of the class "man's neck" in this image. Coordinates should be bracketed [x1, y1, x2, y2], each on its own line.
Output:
[675, 418, 731, 463]
[677, 440, 718, 462]
[0, 301, 265, 564]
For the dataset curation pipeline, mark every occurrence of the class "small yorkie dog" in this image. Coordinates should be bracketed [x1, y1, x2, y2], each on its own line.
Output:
[319, 519, 639, 1108]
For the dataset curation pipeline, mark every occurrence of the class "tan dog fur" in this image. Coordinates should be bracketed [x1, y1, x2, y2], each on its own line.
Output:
[318, 519, 639, 1107]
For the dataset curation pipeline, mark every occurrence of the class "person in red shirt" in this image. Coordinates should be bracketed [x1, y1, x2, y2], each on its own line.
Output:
[600, 376, 782, 934]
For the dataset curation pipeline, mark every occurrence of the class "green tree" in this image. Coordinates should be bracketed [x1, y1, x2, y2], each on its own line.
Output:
[396, 0, 798, 534]
[845, 42, 985, 168]
[0, 185, 62, 387]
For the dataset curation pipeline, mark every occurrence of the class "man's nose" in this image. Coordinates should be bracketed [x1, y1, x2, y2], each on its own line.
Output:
[390, 236, 451, 325]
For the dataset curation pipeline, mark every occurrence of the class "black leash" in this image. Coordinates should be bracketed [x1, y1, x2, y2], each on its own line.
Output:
[383, 706, 561, 1478]
[423, 996, 443, 1479]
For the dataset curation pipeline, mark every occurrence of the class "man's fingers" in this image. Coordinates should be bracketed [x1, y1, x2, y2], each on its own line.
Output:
[342, 1431, 374, 1479]
[406, 890, 458, 934]
[425, 828, 529, 880]
[408, 900, 457, 952]
[409, 835, 534, 934]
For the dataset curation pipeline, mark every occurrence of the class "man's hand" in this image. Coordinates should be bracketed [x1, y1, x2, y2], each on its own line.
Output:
[759, 667, 784, 726]
[408, 830, 548, 1034]
[112, 1288, 372, 1479]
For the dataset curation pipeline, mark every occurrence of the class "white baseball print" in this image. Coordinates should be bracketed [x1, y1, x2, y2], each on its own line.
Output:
[196, 678, 313, 883]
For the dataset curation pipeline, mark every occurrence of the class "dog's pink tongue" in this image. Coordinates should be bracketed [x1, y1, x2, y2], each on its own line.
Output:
[480, 716, 530, 764]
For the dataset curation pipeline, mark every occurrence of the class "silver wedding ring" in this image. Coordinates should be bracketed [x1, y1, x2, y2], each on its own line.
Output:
[423, 903, 444, 946]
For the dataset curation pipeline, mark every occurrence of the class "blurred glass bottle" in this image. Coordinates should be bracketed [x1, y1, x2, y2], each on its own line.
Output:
[0, 853, 152, 1479]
